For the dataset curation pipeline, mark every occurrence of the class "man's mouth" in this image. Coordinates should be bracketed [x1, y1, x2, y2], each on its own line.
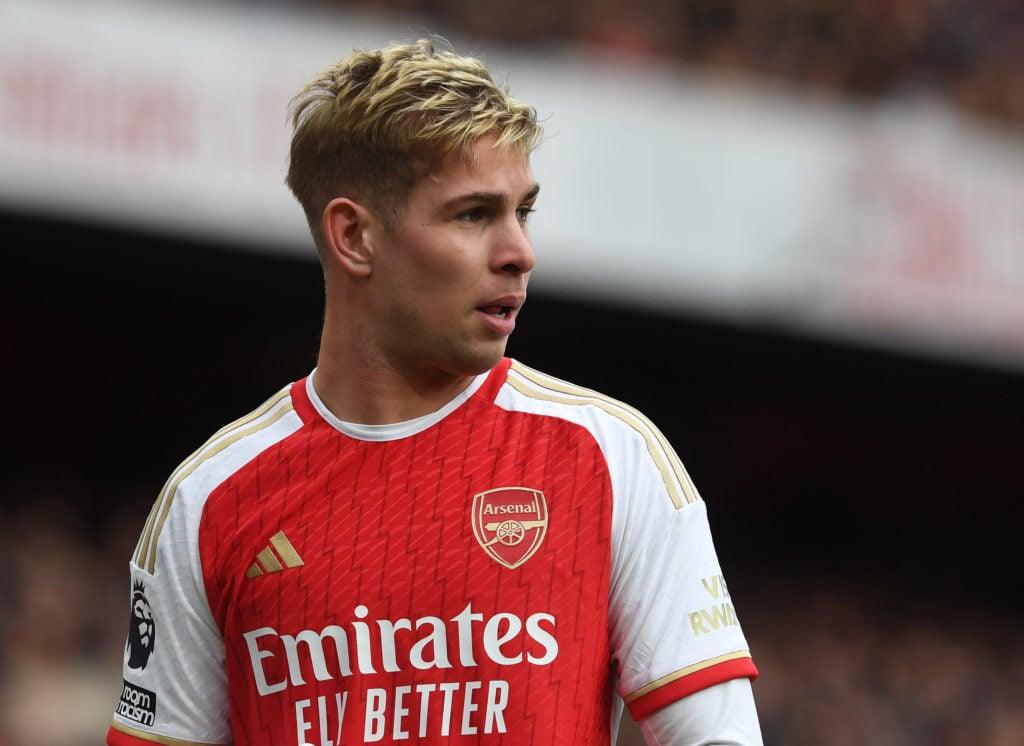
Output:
[480, 305, 514, 318]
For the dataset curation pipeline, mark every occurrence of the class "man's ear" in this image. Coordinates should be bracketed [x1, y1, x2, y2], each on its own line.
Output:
[322, 197, 374, 278]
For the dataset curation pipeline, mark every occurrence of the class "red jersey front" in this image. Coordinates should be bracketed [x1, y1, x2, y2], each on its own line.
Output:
[109, 359, 757, 745]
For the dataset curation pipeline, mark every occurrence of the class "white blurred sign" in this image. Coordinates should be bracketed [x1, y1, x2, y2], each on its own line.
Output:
[2, 0, 1024, 370]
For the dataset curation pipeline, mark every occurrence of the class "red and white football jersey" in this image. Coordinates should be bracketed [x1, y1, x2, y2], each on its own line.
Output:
[108, 358, 757, 746]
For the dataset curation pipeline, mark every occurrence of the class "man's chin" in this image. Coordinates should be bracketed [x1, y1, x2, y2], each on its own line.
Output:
[448, 344, 508, 378]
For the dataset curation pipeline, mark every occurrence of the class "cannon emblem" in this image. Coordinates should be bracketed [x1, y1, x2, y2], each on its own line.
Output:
[471, 487, 548, 569]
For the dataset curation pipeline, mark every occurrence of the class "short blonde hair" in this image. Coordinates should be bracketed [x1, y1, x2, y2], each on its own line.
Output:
[286, 38, 543, 245]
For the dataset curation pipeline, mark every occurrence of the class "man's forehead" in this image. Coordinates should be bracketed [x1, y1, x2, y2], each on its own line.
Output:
[423, 141, 535, 194]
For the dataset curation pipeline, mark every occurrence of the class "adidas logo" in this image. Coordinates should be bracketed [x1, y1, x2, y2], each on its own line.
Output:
[246, 530, 304, 578]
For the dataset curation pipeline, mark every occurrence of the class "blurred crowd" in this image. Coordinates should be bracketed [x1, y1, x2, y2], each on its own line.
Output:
[312, 0, 1024, 126]
[1, 492, 1022, 745]
[743, 577, 1024, 746]
[0, 494, 147, 746]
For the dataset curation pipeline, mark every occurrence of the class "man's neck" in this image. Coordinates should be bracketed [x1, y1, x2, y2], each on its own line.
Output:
[311, 352, 477, 426]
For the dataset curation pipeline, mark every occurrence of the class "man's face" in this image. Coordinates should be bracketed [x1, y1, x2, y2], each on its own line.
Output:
[365, 134, 539, 379]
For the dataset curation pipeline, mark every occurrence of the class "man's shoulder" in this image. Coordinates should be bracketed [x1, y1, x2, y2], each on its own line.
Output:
[133, 381, 307, 575]
[166, 381, 307, 502]
[500, 359, 649, 429]
[500, 360, 700, 508]
[497, 359, 662, 451]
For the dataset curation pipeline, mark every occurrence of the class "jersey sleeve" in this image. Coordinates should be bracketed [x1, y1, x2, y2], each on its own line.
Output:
[605, 415, 758, 721]
[496, 360, 758, 721]
[107, 472, 233, 746]
[107, 384, 303, 745]
[639, 678, 763, 744]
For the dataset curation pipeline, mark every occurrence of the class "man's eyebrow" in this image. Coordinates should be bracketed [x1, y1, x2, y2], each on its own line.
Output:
[442, 183, 541, 210]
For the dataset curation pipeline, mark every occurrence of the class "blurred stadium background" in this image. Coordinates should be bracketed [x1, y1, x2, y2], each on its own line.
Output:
[3, 0, 1024, 743]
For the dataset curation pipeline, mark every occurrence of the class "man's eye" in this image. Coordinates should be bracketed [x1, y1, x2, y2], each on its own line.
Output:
[458, 207, 485, 222]
[516, 206, 536, 222]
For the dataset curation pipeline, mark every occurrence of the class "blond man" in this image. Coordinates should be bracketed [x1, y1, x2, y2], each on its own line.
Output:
[108, 39, 762, 746]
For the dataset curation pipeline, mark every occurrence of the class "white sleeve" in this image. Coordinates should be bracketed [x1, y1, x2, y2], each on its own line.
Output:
[638, 678, 764, 746]
[494, 363, 760, 725]
[111, 479, 232, 744]
[606, 420, 758, 718]
[110, 386, 302, 745]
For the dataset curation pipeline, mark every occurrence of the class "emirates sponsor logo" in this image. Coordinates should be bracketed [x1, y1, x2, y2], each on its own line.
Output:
[244, 603, 558, 697]
[471, 487, 548, 569]
[243, 604, 559, 743]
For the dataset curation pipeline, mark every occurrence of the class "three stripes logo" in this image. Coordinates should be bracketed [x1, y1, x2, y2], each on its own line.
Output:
[246, 530, 304, 578]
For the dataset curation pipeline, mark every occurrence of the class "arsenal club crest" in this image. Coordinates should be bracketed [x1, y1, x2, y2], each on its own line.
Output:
[472, 487, 548, 569]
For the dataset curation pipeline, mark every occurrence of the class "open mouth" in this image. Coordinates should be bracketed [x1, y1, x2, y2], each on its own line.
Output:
[480, 305, 514, 319]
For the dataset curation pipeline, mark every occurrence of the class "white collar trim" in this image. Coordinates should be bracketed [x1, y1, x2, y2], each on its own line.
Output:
[305, 369, 488, 441]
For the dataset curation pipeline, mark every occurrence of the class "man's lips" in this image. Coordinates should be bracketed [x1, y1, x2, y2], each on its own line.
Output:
[477, 296, 524, 334]
[477, 295, 524, 317]
[478, 304, 515, 319]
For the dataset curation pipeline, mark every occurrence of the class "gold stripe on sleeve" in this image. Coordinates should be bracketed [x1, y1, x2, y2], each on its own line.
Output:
[623, 650, 754, 703]
[507, 361, 698, 509]
[109, 719, 230, 745]
[134, 386, 293, 574]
